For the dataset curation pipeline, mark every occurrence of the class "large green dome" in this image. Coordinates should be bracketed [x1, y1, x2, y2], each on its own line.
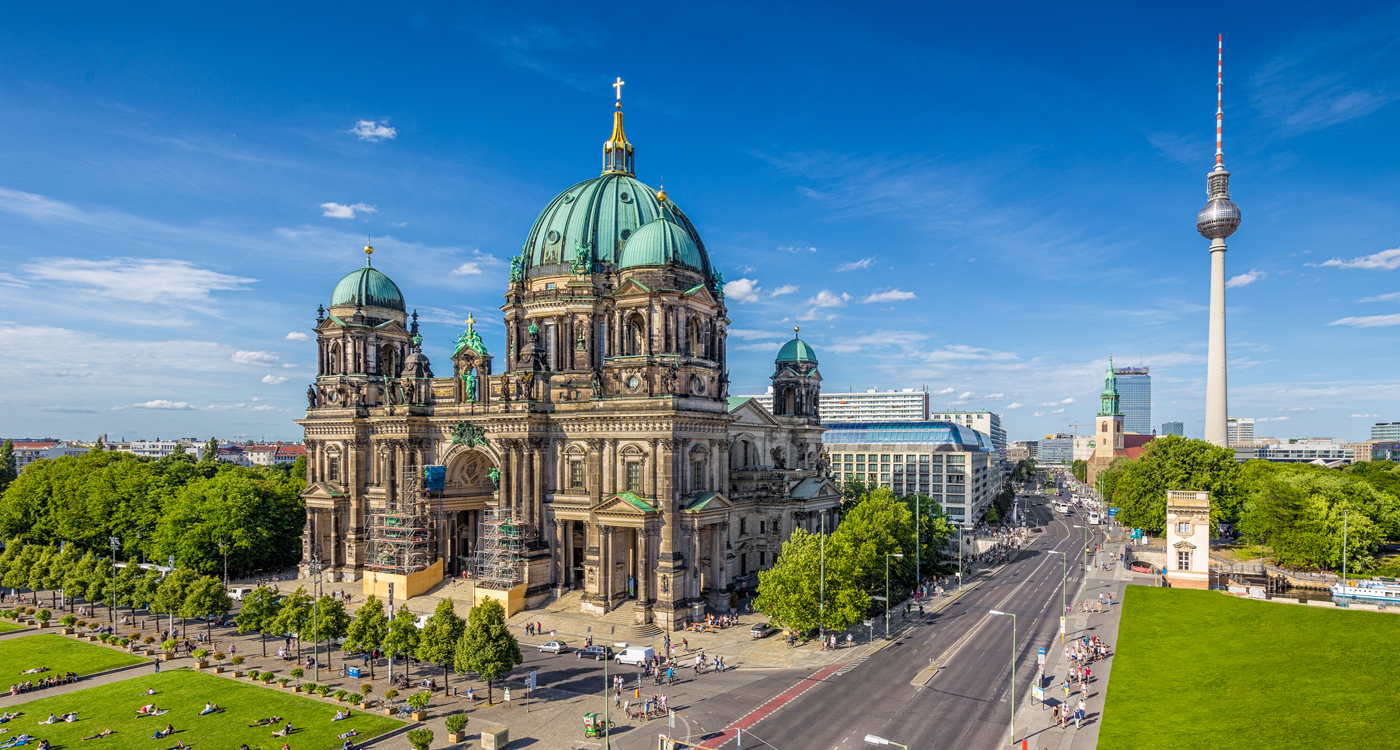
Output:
[330, 263, 405, 312]
[776, 332, 819, 365]
[522, 176, 711, 278]
[618, 218, 704, 271]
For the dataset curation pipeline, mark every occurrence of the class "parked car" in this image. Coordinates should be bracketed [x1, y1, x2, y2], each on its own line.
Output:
[749, 623, 776, 639]
[227, 586, 255, 601]
[614, 646, 655, 666]
[577, 645, 614, 661]
[538, 640, 568, 654]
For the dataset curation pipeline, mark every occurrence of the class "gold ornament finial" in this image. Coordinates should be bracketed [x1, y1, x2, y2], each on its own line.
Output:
[466, 313, 476, 331]
[794, 326, 800, 335]
[364, 235, 374, 257]
[657, 181, 667, 203]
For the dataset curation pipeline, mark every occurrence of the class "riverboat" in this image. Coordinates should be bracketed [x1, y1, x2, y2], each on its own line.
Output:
[1329, 577, 1400, 604]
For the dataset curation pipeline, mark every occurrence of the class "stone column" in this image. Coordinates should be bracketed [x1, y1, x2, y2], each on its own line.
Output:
[638, 526, 651, 605]
[495, 440, 512, 510]
[604, 439, 617, 496]
[601, 525, 613, 609]
[587, 438, 604, 505]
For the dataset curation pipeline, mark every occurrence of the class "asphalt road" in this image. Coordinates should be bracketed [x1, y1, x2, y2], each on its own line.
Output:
[746, 492, 1103, 750]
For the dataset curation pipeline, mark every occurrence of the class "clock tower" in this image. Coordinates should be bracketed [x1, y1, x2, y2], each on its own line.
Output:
[1092, 357, 1124, 483]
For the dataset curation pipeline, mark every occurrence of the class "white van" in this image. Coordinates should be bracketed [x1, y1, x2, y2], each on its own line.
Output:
[228, 586, 255, 601]
[614, 646, 655, 666]
[1088, 512, 1101, 525]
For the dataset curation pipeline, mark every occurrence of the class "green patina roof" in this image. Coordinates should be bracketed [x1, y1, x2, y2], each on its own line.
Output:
[613, 492, 658, 512]
[521, 174, 711, 277]
[330, 262, 405, 312]
[775, 333, 819, 365]
[684, 491, 725, 511]
[727, 396, 753, 412]
[618, 218, 704, 271]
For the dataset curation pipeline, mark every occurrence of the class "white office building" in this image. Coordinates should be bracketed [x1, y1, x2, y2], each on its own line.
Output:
[744, 387, 931, 423]
[928, 410, 1007, 464]
[823, 422, 996, 525]
[1226, 417, 1255, 447]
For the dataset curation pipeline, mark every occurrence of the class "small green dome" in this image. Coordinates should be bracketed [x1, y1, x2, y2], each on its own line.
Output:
[776, 331, 818, 365]
[330, 263, 405, 312]
[522, 174, 710, 277]
[618, 219, 703, 271]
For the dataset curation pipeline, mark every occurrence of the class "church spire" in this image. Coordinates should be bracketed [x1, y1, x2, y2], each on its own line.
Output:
[602, 77, 635, 176]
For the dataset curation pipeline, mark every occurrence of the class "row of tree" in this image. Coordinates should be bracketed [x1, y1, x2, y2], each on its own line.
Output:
[0, 539, 233, 632]
[754, 487, 958, 635]
[234, 591, 522, 702]
[0, 444, 305, 575]
[1098, 435, 1400, 572]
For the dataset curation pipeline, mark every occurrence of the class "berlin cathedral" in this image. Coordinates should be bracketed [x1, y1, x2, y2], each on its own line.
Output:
[296, 91, 841, 631]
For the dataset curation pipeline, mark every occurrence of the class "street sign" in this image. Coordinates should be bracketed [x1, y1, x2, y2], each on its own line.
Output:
[529, 670, 537, 691]
[863, 619, 874, 628]
[1107, 507, 1119, 517]
[1037, 648, 1045, 665]
[1059, 616, 1065, 635]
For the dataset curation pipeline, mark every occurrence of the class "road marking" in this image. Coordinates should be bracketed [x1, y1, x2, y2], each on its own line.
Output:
[698, 663, 843, 748]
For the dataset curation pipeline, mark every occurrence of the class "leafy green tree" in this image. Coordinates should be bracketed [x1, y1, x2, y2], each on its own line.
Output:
[1104, 436, 1243, 534]
[133, 568, 162, 612]
[903, 495, 955, 577]
[2, 544, 39, 590]
[453, 598, 521, 705]
[202, 437, 218, 463]
[235, 586, 284, 657]
[309, 595, 350, 668]
[0, 440, 15, 494]
[830, 488, 916, 605]
[385, 605, 422, 683]
[62, 551, 98, 605]
[1239, 464, 1392, 570]
[180, 575, 233, 639]
[755, 529, 868, 634]
[1071, 459, 1089, 484]
[343, 595, 389, 678]
[26, 546, 55, 603]
[416, 598, 465, 688]
[90, 437, 104, 453]
[151, 568, 199, 635]
[0, 539, 22, 584]
[271, 587, 315, 658]
[839, 477, 872, 513]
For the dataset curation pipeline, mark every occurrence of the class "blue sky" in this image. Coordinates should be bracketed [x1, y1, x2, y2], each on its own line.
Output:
[2, 2, 1399, 444]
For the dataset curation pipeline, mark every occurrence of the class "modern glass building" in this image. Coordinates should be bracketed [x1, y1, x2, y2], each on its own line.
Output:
[1039, 434, 1074, 465]
[1161, 421, 1184, 436]
[822, 421, 994, 525]
[1113, 366, 1151, 434]
[1373, 422, 1400, 441]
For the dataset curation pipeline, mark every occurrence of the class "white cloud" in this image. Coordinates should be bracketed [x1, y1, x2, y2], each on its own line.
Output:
[285, 331, 310, 341]
[958, 391, 974, 399]
[1052, 408, 1065, 413]
[1351, 413, 1381, 418]
[1005, 402, 1024, 410]
[1226, 270, 1266, 288]
[232, 350, 280, 366]
[1360, 291, 1400, 302]
[862, 288, 916, 304]
[320, 202, 378, 219]
[451, 262, 483, 276]
[351, 120, 398, 142]
[1330, 314, 1400, 328]
[23, 257, 254, 304]
[823, 329, 928, 354]
[1321, 247, 1400, 270]
[1033, 411, 1045, 417]
[1061, 397, 1076, 404]
[1040, 397, 1077, 406]
[728, 328, 787, 341]
[933, 388, 956, 395]
[778, 246, 817, 253]
[1256, 416, 1291, 422]
[985, 393, 1004, 399]
[771, 285, 799, 297]
[261, 375, 289, 384]
[798, 290, 852, 320]
[725, 278, 762, 304]
[835, 257, 874, 272]
[123, 399, 193, 410]
[206, 403, 281, 412]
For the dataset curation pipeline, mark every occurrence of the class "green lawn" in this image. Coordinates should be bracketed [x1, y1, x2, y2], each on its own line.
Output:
[0, 634, 147, 678]
[1100, 587, 1400, 749]
[0, 669, 403, 749]
[0, 621, 26, 633]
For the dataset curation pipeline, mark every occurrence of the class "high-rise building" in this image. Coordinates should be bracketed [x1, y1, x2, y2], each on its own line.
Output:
[1372, 422, 1400, 441]
[741, 387, 931, 423]
[1039, 434, 1074, 465]
[1113, 366, 1151, 434]
[1199, 35, 1242, 447]
[1162, 421, 1184, 436]
[822, 422, 995, 525]
[1226, 417, 1254, 447]
[1090, 357, 1126, 483]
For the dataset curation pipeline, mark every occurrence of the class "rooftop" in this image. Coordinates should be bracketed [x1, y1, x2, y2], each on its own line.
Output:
[822, 421, 990, 452]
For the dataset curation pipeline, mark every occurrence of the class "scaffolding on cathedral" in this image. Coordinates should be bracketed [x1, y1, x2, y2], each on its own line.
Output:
[474, 506, 523, 590]
[365, 464, 444, 575]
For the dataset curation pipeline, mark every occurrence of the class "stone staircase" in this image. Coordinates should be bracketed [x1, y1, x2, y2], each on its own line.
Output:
[506, 590, 662, 642]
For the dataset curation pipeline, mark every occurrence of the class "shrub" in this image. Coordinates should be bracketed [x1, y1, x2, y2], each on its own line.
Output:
[247, 670, 261, 681]
[192, 648, 210, 660]
[118, 638, 131, 648]
[161, 640, 177, 653]
[98, 634, 111, 643]
[59, 614, 76, 628]
[36, 609, 50, 624]
[290, 668, 304, 681]
[260, 672, 275, 684]
[445, 714, 469, 733]
[384, 689, 399, 703]
[334, 689, 347, 701]
[143, 636, 155, 645]
[230, 656, 245, 666]
[347, 692, 363, 705]
[317, 685, 332, 697]
[360, 683, 373, 696]
[407, 728, 434, 750]
[407, 691, 432, 711]
[278, 678, 290, 687]
[213, 652, 225, 662]
[299, 682, 314, 694]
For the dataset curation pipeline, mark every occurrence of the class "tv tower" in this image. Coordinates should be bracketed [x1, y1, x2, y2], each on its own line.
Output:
[1197, 35, 1241, 447]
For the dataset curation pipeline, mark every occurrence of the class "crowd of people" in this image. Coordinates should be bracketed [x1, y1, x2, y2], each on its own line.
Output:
[8, 671, 78, 696]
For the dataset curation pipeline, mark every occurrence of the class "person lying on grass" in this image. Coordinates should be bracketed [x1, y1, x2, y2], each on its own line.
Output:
[248, 717, 282, 728]
[80, 730, 113, 741]
[139, 688, 155, 696]
[0, 734, 35, 749]
[19, 668, 48, 675]
[336, 729, 359, 739]
[151, 724, 174, 739]
[36, 716, 55, 726]
[271, 722, 295, 737]
[164, 741, 187, 750]
[332, 710, 350, 721]
[198, 703, 222, 715]
[0, 715, 17, 725]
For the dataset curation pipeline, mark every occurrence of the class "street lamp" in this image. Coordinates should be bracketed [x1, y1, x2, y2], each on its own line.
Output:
[819, 509, 827, 645]
[1342, 508, 1350, 584]
[885, 553, 903, 640]
[218, 535, 229, 589]
[1048, 550, 1066, 643]
[309, 558, 322, 683]
[989, 609, 1018, 746]
[108, 536, 120, 632]
[1073, 524, 1086, 572]
[864, 734, 909, 749]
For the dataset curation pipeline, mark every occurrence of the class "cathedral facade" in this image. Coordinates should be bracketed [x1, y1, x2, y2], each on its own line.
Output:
[296, 98, 841, 630]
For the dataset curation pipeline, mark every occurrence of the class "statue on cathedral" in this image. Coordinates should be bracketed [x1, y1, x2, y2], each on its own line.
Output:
[487, 466, 500, 490]
[590, 369, 603, 399]
[306, 384, 318, 409]
[570, 240, 593, 275]
[711, 267, 725, 298]
[462, 368, 477, 401]
[770, 445, 786, 470]
[509, 252, 525, 284]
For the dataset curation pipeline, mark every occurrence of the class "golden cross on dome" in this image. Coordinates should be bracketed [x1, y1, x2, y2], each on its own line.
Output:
[613, 77, 625, 103]
[466, 313, 476, 331]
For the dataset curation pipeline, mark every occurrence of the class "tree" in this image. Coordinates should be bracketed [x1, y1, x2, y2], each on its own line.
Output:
[202, 437, 218, 463]
[343, 595, 389, 678]
[236, 586, 284, 657]
[454, 598, 521, 705]
[91, 437, 104, 453]
[309, 595, 351, 668]
[133, 569, 162, 613]
[0, 439, 15, 494]
[901, 494, 954, 577]
[2, 544, 39, 590]
[180, 575, 233, 639]
[1239, 464, 1393, 570]
[1104, 436, 1243, 534]
[62, 552, 98, 607]
[271, 587, 315, 659]
[1071, 459, 1088, 484]
[755, 529, 867, 635]
[152, 568, 199, 635]
[416, 599, 465, 689]
[386, 605, 422, 684]
[839, 477, 872, 513]
[0, 539, 22, 584]
[830, 488, 917, 605]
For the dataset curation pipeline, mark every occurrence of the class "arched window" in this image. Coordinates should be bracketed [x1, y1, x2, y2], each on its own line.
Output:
[783, 387, 796, 416]
[328, 342, 341, 375]
[688, 318, 702, 358]
[381, 344, 396, 376]
[628, 313, 646, 355]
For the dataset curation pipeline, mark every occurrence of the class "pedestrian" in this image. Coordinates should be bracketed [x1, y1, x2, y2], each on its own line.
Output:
[153, 658, 160, 674]
[846, 633, 852, 649]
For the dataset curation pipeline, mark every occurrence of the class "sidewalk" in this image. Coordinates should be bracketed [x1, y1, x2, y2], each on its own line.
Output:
[1012, 533, 1133, 750]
